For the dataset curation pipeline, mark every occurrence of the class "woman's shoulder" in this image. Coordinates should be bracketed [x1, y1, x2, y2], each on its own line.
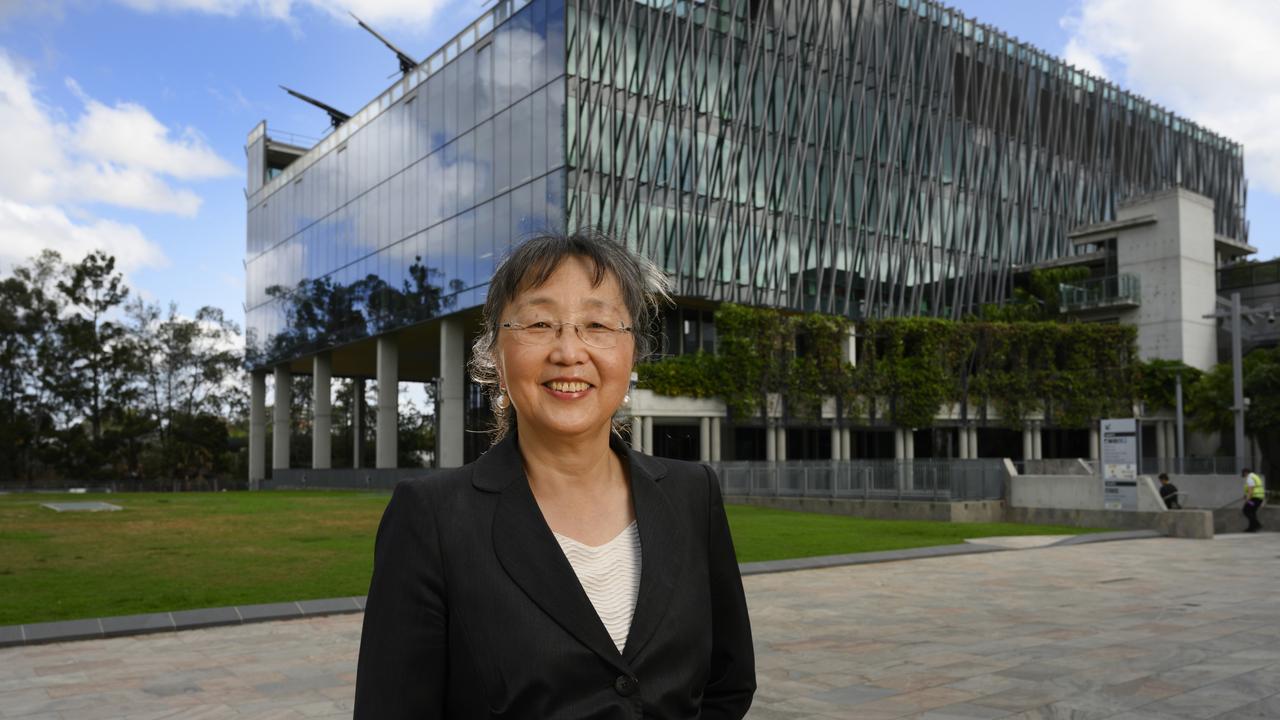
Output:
[388, 466, 475, 506]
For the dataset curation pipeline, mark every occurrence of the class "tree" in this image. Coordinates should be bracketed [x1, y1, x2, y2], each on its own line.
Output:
[50, 251, 141, 478]
[128, 299, 245, 481]
[0, 251, 68, 481]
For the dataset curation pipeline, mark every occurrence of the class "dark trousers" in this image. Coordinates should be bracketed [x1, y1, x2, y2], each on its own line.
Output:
[1244, 499, 1264, 531]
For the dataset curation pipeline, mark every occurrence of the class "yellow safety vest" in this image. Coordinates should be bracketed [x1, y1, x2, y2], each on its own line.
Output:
[1246, 473, 1266, 500]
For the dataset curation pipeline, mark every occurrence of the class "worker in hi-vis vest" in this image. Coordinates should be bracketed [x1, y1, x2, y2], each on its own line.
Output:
[1242, 468, 1266, 533]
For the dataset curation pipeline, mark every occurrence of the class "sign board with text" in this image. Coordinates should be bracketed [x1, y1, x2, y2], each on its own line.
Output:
[1101, 418, 1139, 511]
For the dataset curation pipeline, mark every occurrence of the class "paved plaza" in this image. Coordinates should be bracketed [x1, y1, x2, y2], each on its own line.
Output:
[2, 533, 1279, 719]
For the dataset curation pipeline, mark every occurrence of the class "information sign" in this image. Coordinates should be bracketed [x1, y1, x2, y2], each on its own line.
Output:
[1100, 418, 1139, 511]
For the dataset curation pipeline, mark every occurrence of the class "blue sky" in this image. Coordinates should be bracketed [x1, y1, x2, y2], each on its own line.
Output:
[1, 0, 1277, 330]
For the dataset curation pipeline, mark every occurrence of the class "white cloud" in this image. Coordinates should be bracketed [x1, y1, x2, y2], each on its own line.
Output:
[1062, 0, 1280, 195]
[0, 50, 240, 277]
[0, 198, 166, 275]
[0, 52, 237, 217]
[113, 0, 449, 27]
[72, 95, 236, 180]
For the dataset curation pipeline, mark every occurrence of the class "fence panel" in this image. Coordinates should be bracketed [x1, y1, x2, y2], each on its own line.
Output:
[711, 459, 1006, 502]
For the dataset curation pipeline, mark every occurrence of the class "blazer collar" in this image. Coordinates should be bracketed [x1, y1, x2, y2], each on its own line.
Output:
[478, 428, 685, 670]
[470, 428, 668, 492]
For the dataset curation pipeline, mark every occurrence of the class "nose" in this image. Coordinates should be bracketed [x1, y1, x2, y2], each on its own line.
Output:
[548, 323, 589, 363]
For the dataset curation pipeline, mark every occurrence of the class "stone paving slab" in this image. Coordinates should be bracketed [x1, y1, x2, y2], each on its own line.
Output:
[2, 535, 1279, 718]
[962, 535, 1074, 549]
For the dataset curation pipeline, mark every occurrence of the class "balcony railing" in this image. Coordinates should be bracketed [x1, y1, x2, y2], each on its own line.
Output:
[1058, 274, 1141, 312]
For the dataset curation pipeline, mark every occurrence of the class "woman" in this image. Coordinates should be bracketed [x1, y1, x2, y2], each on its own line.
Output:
[353, 231, 756, 719]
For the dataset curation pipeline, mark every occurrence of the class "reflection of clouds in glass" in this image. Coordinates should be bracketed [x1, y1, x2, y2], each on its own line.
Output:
[486, 27, 545, 99]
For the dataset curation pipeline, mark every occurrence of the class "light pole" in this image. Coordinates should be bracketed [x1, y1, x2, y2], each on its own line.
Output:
[1204, 292, 1276, 471]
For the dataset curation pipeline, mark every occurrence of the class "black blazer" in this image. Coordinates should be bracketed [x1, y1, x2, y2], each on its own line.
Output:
[353, 431, 756, 719]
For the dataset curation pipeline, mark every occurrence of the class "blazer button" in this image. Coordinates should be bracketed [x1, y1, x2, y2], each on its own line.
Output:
[614, 675, 638, 697]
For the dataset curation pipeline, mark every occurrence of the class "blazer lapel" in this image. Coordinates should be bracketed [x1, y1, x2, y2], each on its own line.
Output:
[480, 433, 631, 674]
[618, 436, 687, 663]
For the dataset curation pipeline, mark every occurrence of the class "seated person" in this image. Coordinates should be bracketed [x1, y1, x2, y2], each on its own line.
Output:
[1158, 473, 1181, 509]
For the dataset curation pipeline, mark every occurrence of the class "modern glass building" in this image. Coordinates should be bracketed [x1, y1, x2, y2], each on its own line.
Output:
[244, 0, 1250, 482]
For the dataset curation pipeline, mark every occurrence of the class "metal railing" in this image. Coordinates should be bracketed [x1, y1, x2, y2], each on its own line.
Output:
[711, 459, 1006, 502]
[1139, 456, 1247, 476]
[264, 468, 437, 490]
[1058, 274, 1141, 312]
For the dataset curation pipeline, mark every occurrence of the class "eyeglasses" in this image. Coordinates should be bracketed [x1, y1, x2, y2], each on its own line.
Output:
[500, 320, 634, 349]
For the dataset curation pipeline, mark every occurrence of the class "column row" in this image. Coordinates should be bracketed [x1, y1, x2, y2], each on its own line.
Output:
[247, 318, 466, 484]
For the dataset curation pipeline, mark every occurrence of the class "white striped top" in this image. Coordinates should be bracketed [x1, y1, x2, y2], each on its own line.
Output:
[553, 521, 642, 653]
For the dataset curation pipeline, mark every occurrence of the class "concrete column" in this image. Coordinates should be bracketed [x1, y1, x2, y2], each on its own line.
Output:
[776, 426, 787, 461]
[711, 417, 722, 462]
[831, 427, 842, 460]
[1089, 425, 1100, 460]
[958, 425, 970, 459]
[1032, 422, 1043, 460]
[1022, 425, 1033, 461]
[841, 428, 852, 460]
[376, 336, 399, 469]
[353, 378, 364, 469]
[969, 427, 979, 459]
[631, 416, 643, 452]
[1155, 420, 1167, 463]
[438, 317, 465, 468]
[312, 354, 332, 470]
[642, 416, 653, 454]
[904, 429, 915, 460]
[272, 365, 291, 470]
[249, 371, 266, 488]
[766, 423, 777, 461]
[699, 417, 711, 462]
[894, 428, 905, 460]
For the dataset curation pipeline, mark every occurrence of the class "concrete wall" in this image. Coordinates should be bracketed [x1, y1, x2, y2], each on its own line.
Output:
[1115, 188, 1219, 371]
[1165, 474, 1240, 510]
[726, 495, 1006, 523]
[1010, 474, 1166, 513]
[1212, 505, 1280, 534]
[731, 494, 1212, 538]
[1005, 506, 1212, 539]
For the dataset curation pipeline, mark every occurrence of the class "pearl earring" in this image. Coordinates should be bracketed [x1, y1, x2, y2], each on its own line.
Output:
[623, 393, 631, 404]
[496, 391, 508, 410]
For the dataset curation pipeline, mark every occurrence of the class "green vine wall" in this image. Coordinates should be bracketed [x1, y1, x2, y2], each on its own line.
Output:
[637, 304, 1143, 428]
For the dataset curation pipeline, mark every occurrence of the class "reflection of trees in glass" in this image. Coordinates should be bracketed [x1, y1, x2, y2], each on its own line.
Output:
[250, 256, 462, 366]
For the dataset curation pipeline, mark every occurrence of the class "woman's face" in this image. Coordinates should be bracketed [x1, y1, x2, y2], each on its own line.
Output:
[497, 256, 635, 441]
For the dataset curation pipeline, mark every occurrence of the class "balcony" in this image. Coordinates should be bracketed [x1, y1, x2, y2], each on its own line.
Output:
[1058, 274, 1141, 313]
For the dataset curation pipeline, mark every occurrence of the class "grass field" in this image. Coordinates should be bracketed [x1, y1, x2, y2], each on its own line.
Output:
[0, 491, 1097, 625]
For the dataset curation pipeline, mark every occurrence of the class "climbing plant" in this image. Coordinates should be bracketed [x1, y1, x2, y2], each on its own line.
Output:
[639, 304, 1140, 429]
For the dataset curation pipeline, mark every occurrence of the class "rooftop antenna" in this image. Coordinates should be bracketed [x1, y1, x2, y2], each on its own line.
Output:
[350, 12, 419, 77]
[279, 85, 351, 130]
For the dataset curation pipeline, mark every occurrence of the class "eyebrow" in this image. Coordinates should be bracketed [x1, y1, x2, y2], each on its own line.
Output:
[517, 297, 614, 310]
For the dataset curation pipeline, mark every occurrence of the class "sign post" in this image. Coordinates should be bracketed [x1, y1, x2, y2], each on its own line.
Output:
[1101, 418, 1139, 511]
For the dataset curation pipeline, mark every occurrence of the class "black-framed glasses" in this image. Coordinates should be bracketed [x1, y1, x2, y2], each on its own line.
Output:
[500, 320, 634, 349]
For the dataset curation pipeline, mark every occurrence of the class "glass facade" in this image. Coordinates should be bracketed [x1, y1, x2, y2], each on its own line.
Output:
[246, 0, 1248, 368]
[564, 0, 1247, 320]
[245, 0, 566, 367]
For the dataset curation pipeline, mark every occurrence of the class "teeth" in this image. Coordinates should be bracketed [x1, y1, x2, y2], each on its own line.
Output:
[547, 381, 590, 392]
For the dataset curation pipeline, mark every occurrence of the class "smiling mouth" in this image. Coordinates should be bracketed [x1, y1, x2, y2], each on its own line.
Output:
[544, 380, 593, 393]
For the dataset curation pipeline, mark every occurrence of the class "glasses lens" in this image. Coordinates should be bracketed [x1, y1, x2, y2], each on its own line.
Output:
[507, 321, 627, 348]
[580, 327, 618, 349]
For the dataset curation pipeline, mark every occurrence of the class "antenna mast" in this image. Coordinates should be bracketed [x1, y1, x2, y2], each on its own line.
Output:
[279, 86, 351, 130]
[350, 12, 420, 76]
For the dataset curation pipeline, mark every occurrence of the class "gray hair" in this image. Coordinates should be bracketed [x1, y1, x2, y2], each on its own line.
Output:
[469, 230, 671, 443]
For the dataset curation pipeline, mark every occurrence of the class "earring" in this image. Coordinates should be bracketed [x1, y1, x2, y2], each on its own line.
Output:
[496, 391, 508, 410]
[623, 393, 631, 404]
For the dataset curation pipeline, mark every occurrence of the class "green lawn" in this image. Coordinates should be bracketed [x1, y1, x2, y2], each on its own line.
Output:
[0, 491, 1096, 625]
